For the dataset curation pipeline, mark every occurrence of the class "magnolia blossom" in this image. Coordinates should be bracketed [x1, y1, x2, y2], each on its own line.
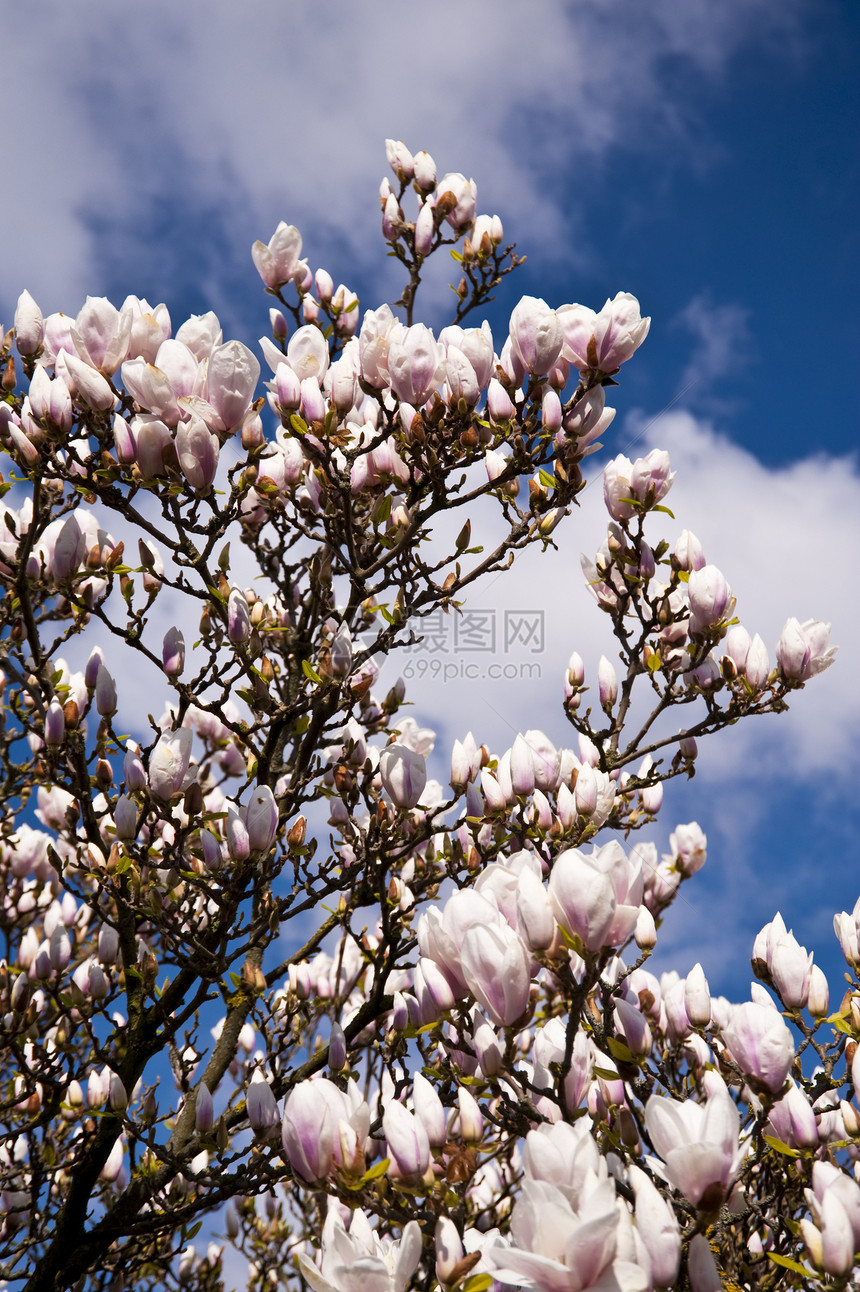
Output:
[245, 785, 278, 852]
[387, 324, 445, 406]
[379, 744, 426, 808]
[298, 1202, 421, 1292]
[28, 366, 72, 433]
[509, 296, 564, 377]
[433, 171, 478, 230]
[775, 618, 837, 681]
[148, 729, 193, 800]
[251, 222, 303, 289]
[71, 296, 131, 375]
[489, 1175, 648, 1292]
[688, 564, 735, 636]
[282, 1077, 369, 1182]
[801, 1165, 859, 1277]
[459, 921, 532, 1026]
[603, 450, 674, 521]
[549, 841, 643, 953]
[645, 1083, 742, 1208]
[720, 1000, 794, 1093]
[629, 1165, 681, 1287]
[14, 290, 45, 355]
[382, 1098, 430, 1179]
[417, 888, 506, 997]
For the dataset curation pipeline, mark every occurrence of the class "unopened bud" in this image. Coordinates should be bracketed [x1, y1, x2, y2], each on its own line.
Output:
[287, 816, 306, 848]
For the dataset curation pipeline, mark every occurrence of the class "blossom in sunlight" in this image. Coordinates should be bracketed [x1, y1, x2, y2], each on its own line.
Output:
[298, 1201, 421, 1292]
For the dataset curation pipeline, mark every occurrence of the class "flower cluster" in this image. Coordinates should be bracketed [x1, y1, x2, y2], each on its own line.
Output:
[0, 142, 847, 1292]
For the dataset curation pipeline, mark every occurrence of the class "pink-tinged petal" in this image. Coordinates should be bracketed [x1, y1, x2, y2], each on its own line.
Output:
[121, 358, 182, 425]
[460, 923, 531, 1027]
[207, 340, 260, 432]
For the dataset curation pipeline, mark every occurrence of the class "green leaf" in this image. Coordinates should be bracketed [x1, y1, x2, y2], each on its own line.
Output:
[767, 1253, 813, 1276]
[113, 852, 133, 876]
[762, 1133, 800, 1158]
[592, 1065, 622, 1082]
[538, 468, 556, 488]
[372, 495, 392, 526]
[302, 659, 321, 683]
[606, 1038, 635, 1065]
[462, 1276, 493, 1292]
[359, 1157, 390, 1184]
[651, 503, 675, 518]
[289, 414, 309, 436]
[450, 249, 464, 262]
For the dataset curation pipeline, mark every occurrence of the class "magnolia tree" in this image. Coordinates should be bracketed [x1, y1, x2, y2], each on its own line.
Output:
[0, 139, 853, 1292]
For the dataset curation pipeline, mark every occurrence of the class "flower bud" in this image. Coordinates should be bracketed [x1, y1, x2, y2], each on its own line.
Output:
[486, 377, 514, 423]
[227, 587, 251, 647]
[225, 811, 250, 863]
[95, 665, 117, 717]
[45, 699, 65, 747]
[685, 963, 711, 1027]
[383, 1098, 430, 1179]
[635, 904, 657, 950]
[328, 622, 353, 679]
[149, 729, 193, 800]
[275, 362, 301, 411]
[247, 1073, 279, 1134]
[328, 1022, 347, 1073]
[98, 924, 120, 965]
[413, 150, 437, 191]
[380, 745, 426, 809]
[541, 387, 562, 433]
[456, 1086, 483, 1142]
[435, 1217, 464, 1285]
[245, 785, 277, 852]
[162, 626, 185, 677]
[385, 138, 414, 181]
[807, 964, 830, 1018]
[15, 291, 45, 356]
[688, 565, 734, 636]
[414, 201, 435, 255]
[509, 734, 536, 796]
[124, 742, 147, 792]
[109, 1072, 128, 1114]
[597, 655, 618, 710]
[776, 618, 837, 682]
[673, 529, 706, 571]
[195, 1083, 214, 1133]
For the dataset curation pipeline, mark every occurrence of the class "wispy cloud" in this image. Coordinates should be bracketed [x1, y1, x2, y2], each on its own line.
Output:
[2, 0, 810, 322]
[673, 293, 752, 393]
[397, 408, 858, 787]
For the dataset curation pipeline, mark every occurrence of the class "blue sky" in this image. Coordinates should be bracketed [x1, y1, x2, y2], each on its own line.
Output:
[4, 0, 858, 1001]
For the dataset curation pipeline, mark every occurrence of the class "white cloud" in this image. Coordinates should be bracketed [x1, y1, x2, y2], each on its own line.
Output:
[387, 407, 857, 991]
[397, 408, 859, 791]
[673, 293, 752, 394]
[2, 0, 810, 320]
